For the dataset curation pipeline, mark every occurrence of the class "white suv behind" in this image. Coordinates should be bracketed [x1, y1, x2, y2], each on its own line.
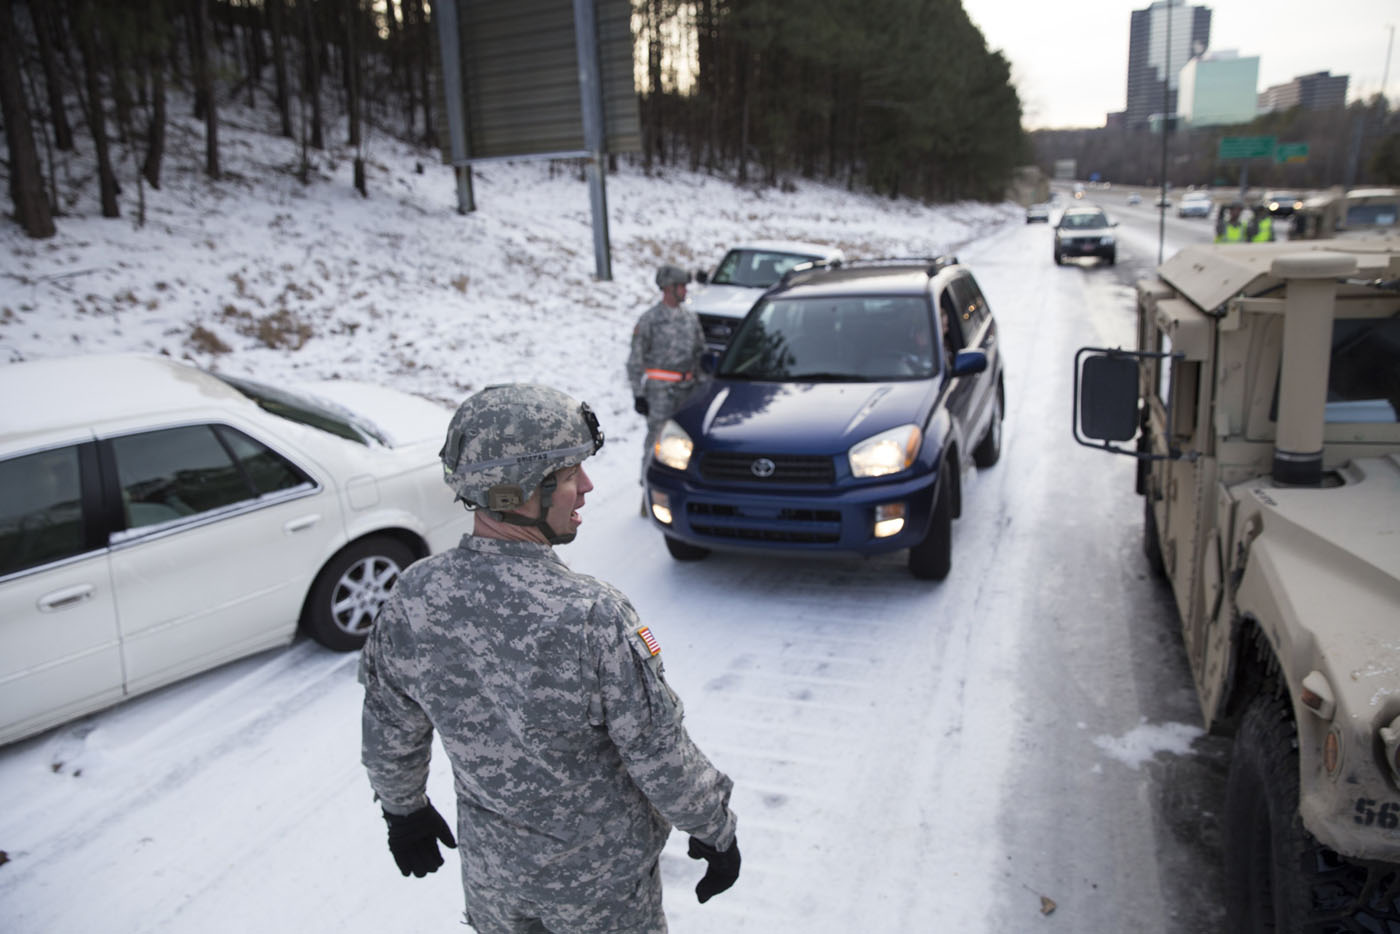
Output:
[690, 240, 844, 350]
[1177, 191, 1214, 218]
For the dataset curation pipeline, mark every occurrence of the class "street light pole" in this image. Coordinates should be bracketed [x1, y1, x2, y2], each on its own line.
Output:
[1158, 0, 1173, 265]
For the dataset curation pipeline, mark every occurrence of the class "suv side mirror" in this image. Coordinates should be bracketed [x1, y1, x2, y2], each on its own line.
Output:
[952, 349, 988, 377]
[695, 270, 710, 284]
[1077, 352, 1139, 441]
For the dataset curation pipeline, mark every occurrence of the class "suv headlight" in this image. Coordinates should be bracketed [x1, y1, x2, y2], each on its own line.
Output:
[1101, 234, 1115, 244]
[849, 425, 922, 478]
[653, 420, 694, 471]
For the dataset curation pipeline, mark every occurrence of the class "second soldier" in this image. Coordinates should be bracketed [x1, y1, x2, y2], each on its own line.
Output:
[626, 264, 707, 497]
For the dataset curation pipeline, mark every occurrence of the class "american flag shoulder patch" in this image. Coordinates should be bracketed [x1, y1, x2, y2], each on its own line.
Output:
[636, 626, 662, 656]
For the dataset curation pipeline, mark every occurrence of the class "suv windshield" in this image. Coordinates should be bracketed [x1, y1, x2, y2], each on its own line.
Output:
[711, 249, 823, 288]
[214, 374, 389, 446]
[718, 295, 937, 382]
[1061, 212, 1108, 229]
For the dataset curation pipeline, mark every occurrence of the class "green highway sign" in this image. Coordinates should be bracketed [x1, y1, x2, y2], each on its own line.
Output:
[1218, 135, 1276, 160]
[1275, 142, 1310, 164]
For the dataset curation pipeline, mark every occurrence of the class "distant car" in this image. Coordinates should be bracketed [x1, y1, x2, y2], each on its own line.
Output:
[1156, 195, 1172, 209]
[1261, 190, 1304, 217]
[0, 354, 474, 745]
[1025, 202, 1051, 223]
[645, 257, 1005, 581]
[1054, 206, 1117, 265]
[1177, 191, 1214, 218]
[690, 241, 844, 350]
[1126, 192, 1142, 206]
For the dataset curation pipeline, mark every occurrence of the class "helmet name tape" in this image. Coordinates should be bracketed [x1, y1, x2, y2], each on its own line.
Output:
[463, 441, 594, 473]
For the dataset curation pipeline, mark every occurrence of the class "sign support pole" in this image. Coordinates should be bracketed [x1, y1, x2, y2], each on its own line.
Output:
[434, 0, 475, 214]
[573, 0, 612, 281]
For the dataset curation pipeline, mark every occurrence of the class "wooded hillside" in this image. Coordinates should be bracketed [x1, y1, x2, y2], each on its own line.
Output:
[1, 0, 1028, 239]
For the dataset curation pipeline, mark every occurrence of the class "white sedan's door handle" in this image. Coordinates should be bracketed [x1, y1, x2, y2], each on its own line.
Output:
[38, 584, 96, 611]
[283, 515, 321, 534]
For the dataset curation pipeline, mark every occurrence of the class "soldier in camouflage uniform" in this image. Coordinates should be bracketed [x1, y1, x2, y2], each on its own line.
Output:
[359, 383, 740, 934]
[627, 265, 708, 481]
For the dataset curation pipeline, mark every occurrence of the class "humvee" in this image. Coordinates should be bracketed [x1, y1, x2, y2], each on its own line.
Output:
[1073, 238, 1400, 931]
[1292, 187, 1400, 240]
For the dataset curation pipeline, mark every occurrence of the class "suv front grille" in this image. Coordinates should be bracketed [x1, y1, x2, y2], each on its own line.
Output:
[697, 314, 738, 347]
[699, 452, 835, 484]
[687, 502, 841, 544]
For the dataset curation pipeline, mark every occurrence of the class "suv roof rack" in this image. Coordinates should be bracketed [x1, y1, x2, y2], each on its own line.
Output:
[779, 257, 843, 285]
[840, 255, 960, 275]
[778, 254, 958, 287]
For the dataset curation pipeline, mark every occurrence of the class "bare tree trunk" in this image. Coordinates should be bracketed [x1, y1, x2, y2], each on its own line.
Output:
[143, 63, 166, 189]
[243, 1, 261, 108]
[268, 0, 292, 137]
[193, 0, 219, 177]
[108, 34, 134, 144]
[302, 0, 324, 150]
[74, 0, 120, 217]
[381, 0, 406, 134]
[408, 0, 433, 144]
[186, 0, 205, 119]
[29, 0, 75, 151]
[345, 0, 360, 147]
[1, 0, 56, 236]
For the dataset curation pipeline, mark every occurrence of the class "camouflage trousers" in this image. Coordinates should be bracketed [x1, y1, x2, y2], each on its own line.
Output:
[463, 858, 667, 934]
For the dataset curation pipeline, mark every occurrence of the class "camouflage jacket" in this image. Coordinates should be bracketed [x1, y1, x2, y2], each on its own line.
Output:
[626, 300, 707, 397]
[360, 533, 737, 889]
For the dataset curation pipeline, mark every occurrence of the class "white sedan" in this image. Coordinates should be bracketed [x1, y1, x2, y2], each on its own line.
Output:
[0, 354, 473, 744]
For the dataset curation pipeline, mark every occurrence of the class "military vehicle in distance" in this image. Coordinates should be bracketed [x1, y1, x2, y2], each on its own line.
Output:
[1073, 238, 1400, 932]
[1292, 187, 1400, 240]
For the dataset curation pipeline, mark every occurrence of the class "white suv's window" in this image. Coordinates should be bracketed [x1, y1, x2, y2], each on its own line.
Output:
[0, 446, 87, 575]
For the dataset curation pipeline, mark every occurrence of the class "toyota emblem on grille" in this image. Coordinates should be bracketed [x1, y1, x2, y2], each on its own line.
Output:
[750, 457, 776, 478]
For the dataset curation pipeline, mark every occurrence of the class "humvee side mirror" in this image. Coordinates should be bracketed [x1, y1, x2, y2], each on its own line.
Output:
[1078, 353, 1139, 441]
[1073, 346, 1191, 461]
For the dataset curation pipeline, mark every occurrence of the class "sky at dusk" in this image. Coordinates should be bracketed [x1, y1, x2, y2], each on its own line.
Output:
[961, 0, 1398, 129]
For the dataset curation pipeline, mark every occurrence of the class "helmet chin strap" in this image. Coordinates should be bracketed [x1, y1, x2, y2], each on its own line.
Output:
[492, 476, 576, 545]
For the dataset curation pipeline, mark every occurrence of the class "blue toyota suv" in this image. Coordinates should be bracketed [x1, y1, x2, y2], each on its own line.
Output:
[644, 257, 1005, 580]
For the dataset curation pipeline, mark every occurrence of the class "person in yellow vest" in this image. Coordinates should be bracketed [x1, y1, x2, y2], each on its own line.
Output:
[1250, 203, 1275, 242]
[1215, 201, 1247, 243]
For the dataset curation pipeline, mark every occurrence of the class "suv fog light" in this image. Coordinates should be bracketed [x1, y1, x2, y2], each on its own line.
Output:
[650, 490, 673, 525]
[874, 502, 905, 538]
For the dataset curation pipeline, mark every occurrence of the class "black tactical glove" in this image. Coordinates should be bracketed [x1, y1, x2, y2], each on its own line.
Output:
[634, 396, 649, 416]
[382, 803, 457, 878]
[688, 835, 741, 903]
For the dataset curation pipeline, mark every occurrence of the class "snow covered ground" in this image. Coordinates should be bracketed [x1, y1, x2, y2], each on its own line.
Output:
[0, 108, 1223, 932]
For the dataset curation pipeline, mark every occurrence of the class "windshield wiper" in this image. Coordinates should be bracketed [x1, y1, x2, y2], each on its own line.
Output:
[787, 371, 867, 382]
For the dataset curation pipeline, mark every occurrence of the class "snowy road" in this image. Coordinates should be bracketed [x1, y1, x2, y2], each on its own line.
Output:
[0, 190, 1236, 933]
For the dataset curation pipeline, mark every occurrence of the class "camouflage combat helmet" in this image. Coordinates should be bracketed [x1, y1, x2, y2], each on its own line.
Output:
[655, 264, 691, 289]
[439, 384, 604, 543]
